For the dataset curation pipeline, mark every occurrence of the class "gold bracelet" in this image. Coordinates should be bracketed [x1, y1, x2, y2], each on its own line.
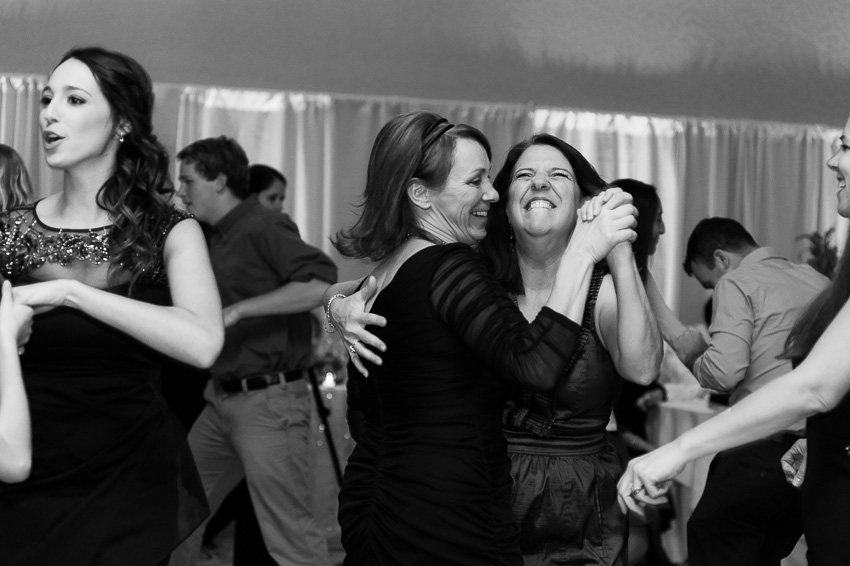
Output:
[324, 293, 347, 333]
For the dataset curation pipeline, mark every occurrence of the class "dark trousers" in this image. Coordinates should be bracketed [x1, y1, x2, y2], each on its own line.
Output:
[687, 437, 803, 566]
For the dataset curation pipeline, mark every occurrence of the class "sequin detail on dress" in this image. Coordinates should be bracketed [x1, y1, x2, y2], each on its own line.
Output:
[0, 204, 191, 285]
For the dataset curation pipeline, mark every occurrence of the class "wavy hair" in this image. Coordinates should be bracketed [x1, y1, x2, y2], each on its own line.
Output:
[478, 133, 606, 294]
[609, 178, 661, 283]
[58, 47, 176, 290]
[333, 111, 491, 262]
[0, 144, 33, 210]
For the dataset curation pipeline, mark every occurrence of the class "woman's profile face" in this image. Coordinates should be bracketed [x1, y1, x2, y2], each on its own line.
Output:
[257, 179, 286, 213]
[826, 116, 850, 219]
[39, 58, 119, 172]
[506, 144, 580, 242]
[649, 205, 666, 255]
[426, 138, 496, 245]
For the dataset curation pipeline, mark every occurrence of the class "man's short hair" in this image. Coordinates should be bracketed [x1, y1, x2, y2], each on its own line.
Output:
[177, 136, 250, 199]
[683, 217, 758, 276]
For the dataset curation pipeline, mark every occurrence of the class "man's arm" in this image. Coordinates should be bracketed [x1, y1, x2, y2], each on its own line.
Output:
[223, 278, 331, 327]
[691, 278, 753, 391]
[222, 215, 337, 327]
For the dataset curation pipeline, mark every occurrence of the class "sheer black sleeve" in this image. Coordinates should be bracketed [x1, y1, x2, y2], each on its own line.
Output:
[430, 245, 581, 392]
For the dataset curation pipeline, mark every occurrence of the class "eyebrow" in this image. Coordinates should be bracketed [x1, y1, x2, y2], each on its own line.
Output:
[515, 166, 571, 172]
[43, 85, 93, 96]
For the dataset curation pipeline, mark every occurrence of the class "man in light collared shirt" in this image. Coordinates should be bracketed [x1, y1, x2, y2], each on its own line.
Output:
[668, 217, 829, 566]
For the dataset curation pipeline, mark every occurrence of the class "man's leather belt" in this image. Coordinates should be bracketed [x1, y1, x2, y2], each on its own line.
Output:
[215, 369, 307, 394]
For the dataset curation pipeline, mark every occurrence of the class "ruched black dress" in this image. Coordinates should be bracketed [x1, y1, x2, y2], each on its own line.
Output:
[0, 204, 207, 566]
[338, 244, 581, 566]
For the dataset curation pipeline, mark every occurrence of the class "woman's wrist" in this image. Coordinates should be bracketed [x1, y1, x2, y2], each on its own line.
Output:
[62, 279, 85, 309]
[324, 293, 346, 333]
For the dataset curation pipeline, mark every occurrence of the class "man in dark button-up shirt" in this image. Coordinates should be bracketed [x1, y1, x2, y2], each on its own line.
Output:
[171, 136, 336, 566]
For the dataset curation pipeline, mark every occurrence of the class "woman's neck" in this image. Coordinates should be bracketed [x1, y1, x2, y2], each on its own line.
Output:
[417, 217, 454, 245]
[41, 166, 115, 228]
[514, 234, 567, 318]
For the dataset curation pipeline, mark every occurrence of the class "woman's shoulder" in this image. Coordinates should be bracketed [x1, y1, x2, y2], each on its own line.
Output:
[154, 206, 196, 245]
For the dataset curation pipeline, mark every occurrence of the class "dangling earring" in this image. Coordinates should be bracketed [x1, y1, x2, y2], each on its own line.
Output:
[118, 131, 125, 143]
[509, 224, 515, 251]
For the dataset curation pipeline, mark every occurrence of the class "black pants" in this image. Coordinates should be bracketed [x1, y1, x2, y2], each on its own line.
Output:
[687, 437, 803, 566]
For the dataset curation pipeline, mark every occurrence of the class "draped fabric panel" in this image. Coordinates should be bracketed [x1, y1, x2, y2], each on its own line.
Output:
[172, 88, 533, 279]
[3, 74, 843, 314]
[0, 75, 62, 201]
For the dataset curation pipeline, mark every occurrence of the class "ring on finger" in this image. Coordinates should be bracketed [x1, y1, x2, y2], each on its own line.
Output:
[348, 340, 360, 356]
[630, 486, 645, 497]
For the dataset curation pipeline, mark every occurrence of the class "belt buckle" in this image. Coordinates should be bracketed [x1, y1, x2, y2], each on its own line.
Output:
[241, 378, 249, 393]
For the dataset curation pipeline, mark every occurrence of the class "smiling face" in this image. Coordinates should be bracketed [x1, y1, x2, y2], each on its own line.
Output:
[826, 116, 850, 218]
[39, 58, 121, 173]
[507, 144, 580, 242]
[426, 137, 496, 245]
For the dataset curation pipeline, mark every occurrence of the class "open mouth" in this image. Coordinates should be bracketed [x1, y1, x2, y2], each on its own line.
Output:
[471, 211, 488, 218]
[525, 198, 556, 210]
[42, 132, 64, 146]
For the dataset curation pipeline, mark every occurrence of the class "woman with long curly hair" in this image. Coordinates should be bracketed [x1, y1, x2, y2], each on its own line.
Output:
[0, 47, 223, 566]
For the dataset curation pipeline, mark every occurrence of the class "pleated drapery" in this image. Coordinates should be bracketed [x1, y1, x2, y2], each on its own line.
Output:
[2, 75, 843, 322]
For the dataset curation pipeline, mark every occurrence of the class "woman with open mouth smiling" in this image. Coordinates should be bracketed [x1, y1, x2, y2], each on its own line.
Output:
[479, 134, 662, 565]
[330, 131, 660, 565]
[327, 113, 638, 565]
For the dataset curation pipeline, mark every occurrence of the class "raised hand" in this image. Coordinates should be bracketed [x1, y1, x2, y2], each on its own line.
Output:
[328, 276, 387, 377]
[569, 188, 637, 265]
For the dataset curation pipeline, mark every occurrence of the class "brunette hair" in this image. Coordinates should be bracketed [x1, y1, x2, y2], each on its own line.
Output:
[177, 136, 250, 199]
[478, 133, 605, 294]
[683, 217, 758, 276]
[610, 178, 661, 283]
[784, 229, 850, 365]
[333, 111, 491, 262]
[0, 144, 33, 210]
[248, 164, 287, 196]
[58, 46, 178, 289]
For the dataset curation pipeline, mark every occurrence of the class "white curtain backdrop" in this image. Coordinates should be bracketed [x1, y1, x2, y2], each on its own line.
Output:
[2, 74, 843, 322]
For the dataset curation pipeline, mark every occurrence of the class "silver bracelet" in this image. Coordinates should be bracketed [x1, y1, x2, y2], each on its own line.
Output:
[324, 293, 347, 333]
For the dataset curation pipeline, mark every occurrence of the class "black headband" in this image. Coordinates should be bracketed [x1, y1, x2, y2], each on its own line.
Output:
[421, 118, 455, 155]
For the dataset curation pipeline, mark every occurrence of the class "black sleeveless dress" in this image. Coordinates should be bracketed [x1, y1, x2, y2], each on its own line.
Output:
[0, 204, 208, 566]
[338, 244, 581, 566]
[504, 265, 627, 565]
[802, 391, 850, 565]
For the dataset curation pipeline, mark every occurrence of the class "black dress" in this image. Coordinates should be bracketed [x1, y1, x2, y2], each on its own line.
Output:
[0, 205, 208, 566]
[802, 391, 850, 565]
[504, 266, 628, 565]
[338, 244, 581, 566]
